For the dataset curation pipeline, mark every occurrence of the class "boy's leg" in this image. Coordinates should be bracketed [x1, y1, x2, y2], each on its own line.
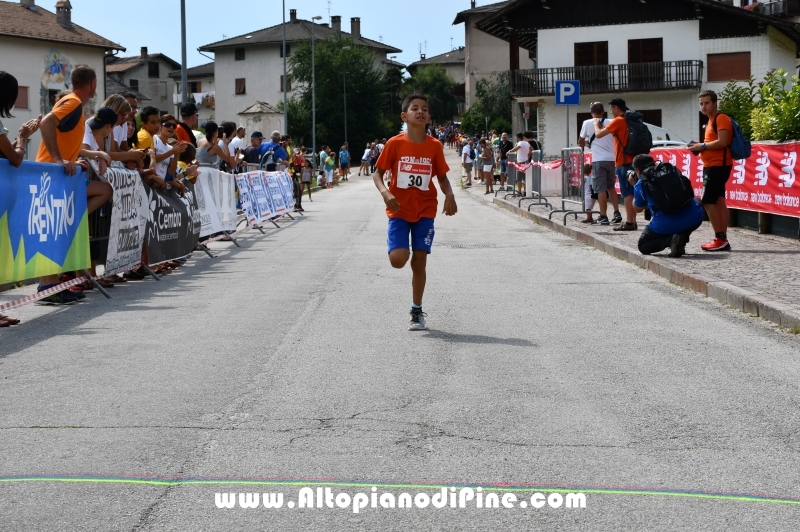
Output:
[410, 250, 427, 306]
[387, 218, 411, 269]
[87, 181, 113, 214]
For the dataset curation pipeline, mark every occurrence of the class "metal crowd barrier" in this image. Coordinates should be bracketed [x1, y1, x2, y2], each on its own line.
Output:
[548, 147, 599, 225]
[88, 199, 113, 264]
[500, 153, 519, 199]
[521, 150, 552, 210]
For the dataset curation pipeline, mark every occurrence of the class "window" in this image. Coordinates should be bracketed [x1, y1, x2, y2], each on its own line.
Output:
[129, 79, 139, 91]
[13, 86, 29, 109]
[148, 61, 159, 78]
[280, 75, 291, 92]
[235, 78, 246, 95]
[235, 48, 245, 61]
[638, 109, 662, 127]
[628, 38, 663, 63]
[707, 52, 751, 82]
[574, 42, 608, 67]
[189, 81, 202, 93]
[279, 44, 291, 58]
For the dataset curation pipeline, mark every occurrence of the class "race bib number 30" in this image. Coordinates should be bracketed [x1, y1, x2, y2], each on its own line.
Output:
[397, 162, 432, 191]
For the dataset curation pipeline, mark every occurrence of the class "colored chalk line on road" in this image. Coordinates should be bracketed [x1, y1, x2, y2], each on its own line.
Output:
[1, 475, 799, 505]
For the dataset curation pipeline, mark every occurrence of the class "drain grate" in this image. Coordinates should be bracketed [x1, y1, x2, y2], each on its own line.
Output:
[444, 243, 497, 249]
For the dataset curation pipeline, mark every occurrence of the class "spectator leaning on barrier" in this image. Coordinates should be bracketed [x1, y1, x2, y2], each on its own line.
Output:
[0, 71, 41, 326]
[687, 90, 733, 252]
[80, 106, 116, 175]
[228, 126, 245, 158]
[507, 132, 531, 197]
[36, 65, 113, 305]
[580, 102, 621, 226]
[243, 131, 263, 164]
[154, 114, 187, 195]
[629, 154, 704, 257]
[257, 130, 288, 172]
[593, 98, 637, 232]
[176, 102, 198, 147]
[196, 120, 235, 169]
[136, 106, 160, 150]
[498, 132, 513, 191]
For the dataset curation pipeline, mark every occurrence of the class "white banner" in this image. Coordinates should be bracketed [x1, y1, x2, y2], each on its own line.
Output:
[264, 172, 290, 217]
[195, 167, 238, 238]
[273, 171, 296, 211]
[103, 165, 147, 274]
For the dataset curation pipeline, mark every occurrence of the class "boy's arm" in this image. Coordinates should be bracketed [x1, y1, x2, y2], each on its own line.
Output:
[437, 174, 457, 216]
[373, 169, 400, 212]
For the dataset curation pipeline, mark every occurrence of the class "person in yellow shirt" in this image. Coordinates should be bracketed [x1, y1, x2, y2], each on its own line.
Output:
[135, 106, 160, 150]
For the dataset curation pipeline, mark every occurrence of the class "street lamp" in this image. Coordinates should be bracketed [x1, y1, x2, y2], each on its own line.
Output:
[311, 16, 322, 174]
[342, 46, 350, 146]
[282, 0, 288, 134]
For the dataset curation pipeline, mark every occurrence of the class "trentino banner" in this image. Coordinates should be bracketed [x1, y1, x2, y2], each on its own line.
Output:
[0, 159, 90, 284]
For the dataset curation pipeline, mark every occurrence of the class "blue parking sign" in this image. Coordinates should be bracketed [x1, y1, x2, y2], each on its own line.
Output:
[555, 80, 580, 106]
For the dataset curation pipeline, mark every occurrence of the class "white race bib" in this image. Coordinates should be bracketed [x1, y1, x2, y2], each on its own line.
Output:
[396, 161, 432, 191]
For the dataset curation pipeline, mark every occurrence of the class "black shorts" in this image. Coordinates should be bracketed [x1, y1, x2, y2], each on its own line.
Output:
[702, 166, 732, 204]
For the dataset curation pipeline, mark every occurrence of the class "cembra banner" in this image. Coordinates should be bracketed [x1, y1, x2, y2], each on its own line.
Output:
[0, 159, 90, 284]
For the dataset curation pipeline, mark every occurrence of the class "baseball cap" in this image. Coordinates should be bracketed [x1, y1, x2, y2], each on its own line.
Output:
[251, 131, 264, 139]
[88, 107, 118, 130]
[609, 98, 629, 111]
[180, 102, 198, 117]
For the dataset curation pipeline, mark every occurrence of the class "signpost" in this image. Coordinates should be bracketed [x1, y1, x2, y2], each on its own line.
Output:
[524, 102, 530, 130]
[555, 80, 580, 147]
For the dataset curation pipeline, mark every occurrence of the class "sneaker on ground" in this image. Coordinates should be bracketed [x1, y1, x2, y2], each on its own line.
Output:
[668, 234, 688, 257]
[36, 289, 80, 305]
[612, 222, 638, 231]
[701, 238, 731, 251]
[408, 307, 427, 331]
[611, 212, 623, 224]
[591, 216, 610, 226]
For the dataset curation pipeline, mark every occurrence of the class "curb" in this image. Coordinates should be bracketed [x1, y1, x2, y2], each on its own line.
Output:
[492, 197, 800, 330]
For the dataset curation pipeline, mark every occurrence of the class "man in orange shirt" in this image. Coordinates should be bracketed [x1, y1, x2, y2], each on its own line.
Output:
[687, 90, 732, 251]
[176, 102, 198, 147]
[593, 98, 638, 231]
[374, 93, 458, 331]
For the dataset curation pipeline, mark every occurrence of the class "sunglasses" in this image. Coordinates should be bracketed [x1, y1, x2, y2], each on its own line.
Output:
[162, 122, 177, 128]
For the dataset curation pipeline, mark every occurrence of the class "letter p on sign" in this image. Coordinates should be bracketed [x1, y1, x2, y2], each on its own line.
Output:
[555, 80, 580, 106]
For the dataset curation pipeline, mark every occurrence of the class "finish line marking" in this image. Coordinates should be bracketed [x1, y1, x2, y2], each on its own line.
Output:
[0, 476, 798, 505]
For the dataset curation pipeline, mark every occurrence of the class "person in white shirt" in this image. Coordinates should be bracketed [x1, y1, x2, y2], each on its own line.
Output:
[228, 126, 245, 157]
[80, 107, 115, 175]
[153, 114, 187, 194]
[579, 102, 621, 225]
[507, 132, 531, 197]
[461, 140, 474, 186]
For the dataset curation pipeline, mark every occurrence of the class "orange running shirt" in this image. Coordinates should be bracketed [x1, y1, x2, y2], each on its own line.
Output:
[35, 93, 85, 163]
[604, 116, 634, 167]
[702, 112, 732, 167]
[376, 133, 450, 222]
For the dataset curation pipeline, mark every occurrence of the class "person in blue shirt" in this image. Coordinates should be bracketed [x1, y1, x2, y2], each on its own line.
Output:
[629, 154, 704, 258]
[338, 143, 350, 181]
[257, 130, 288, 171]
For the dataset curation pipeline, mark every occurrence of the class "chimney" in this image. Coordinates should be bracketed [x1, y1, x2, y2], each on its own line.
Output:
[470, 0, 476, 8]
[290, 9, 297, 22]
[55, 0, 72, 28]
[350, 17, 361, 39]
[421, 53, 426, 60]
[20, 0, 36, 10]
[141, 46, 148, 58]
[331, 15, 341, 33]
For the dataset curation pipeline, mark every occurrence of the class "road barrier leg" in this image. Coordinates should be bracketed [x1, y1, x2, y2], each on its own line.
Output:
[141, 265, 161, 281]
[82, 270, 112, 299]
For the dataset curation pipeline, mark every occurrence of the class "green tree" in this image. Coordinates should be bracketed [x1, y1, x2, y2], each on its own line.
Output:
[400, 65, 459, 125]
[459, 73, 512, 135]
[286, 36, 397, 156]
[719, 76, 756, 140]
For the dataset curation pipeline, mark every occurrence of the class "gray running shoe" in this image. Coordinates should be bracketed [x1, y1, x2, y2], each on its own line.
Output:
[408, 307, 427, 331]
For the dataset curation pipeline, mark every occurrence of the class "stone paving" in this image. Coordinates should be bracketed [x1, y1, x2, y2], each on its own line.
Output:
[444, 148, 800, 325]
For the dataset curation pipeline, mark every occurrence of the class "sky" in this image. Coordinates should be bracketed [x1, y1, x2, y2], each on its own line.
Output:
[68, 0, 480, 69]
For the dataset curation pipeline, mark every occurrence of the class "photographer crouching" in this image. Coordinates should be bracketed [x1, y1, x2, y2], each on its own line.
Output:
[628, 154, 704, 257]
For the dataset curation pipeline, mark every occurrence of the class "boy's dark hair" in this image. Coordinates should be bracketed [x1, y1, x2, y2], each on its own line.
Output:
[633, 154, 655, 172]
[0, 71, 19, 118]
[583, 163, 592, 175]
[516, 132, 524, 140]
[71, 65, 96, 89]
[180, 143, 196, 163]
[221, 121, 236, 138]
[139, 106, 159, 123]
[160, 113, 177, 125]
[699, 90, 717, 103]
[523, 131, 535, 139]
[401, 93, 428, 113]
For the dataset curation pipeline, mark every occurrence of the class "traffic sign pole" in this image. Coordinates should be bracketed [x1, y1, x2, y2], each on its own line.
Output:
[555, 80, 580, 149]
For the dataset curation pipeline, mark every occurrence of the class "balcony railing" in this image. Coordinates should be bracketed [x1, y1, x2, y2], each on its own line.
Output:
[510, 61, 704, 98]
[758, 0, 800, 17]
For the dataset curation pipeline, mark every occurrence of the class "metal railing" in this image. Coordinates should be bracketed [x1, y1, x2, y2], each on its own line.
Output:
[759, 0, 800, 16]
[510, 61, 704, 97]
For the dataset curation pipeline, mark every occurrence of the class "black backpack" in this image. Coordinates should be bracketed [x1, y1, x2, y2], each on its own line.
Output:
[470, 146, 477, 161]
[640, 162, 695, 214]
[623, 110, 653, 156]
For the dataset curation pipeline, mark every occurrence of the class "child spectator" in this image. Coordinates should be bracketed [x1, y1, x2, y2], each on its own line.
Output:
[581, 163, 597, 223]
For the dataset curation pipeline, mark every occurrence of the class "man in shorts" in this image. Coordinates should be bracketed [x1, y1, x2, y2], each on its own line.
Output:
[593, 98, 637, 231]
[579, 102, 621, 225]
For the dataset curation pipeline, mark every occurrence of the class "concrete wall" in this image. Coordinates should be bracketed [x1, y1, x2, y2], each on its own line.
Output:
[464, 13, 533, 108]
[2, 35, 106, 158]
[118, 58, 175, 114]
[538, 21, 701, 68]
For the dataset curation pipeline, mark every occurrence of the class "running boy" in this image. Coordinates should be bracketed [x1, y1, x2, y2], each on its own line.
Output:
[374, 94, 457, 330]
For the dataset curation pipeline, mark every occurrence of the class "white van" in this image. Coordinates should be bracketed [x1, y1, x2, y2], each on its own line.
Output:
[645, 123, 686, 144]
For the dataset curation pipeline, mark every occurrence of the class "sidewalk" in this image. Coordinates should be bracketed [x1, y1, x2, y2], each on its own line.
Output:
[445, 149, 800, 331]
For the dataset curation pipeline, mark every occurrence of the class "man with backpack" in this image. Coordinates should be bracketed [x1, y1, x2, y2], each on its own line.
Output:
[629, 155, 704, 257]
[258, 130, 288, 171]
[594, 98, 652, 232]
[687, 90, 737, 252]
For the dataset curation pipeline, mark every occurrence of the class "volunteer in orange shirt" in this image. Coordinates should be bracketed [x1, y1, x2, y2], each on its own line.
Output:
[687, 90, 732, 252]
[594, 97, 638, 231]
[374, 93, 457, 331]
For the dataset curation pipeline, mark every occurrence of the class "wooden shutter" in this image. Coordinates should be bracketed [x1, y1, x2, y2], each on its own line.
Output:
[707, 52, 751, 82]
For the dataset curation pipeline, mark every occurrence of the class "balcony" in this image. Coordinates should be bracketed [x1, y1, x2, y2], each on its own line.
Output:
[757, 0, 800, 17]
[510, 61, 704, 98]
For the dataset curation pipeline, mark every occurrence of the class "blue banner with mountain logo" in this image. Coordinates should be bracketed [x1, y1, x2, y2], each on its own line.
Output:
[0, 159, 90, 284]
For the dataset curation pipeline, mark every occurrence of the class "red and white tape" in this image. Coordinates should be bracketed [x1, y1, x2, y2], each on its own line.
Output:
[510, 159, 564, 172]
[0, 275, 89, 312]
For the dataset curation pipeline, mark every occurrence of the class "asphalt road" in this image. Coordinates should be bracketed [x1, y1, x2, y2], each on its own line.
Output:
[1, 173, 799, 530]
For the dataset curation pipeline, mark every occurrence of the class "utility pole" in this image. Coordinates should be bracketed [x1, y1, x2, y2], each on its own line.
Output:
[282, 0, 288, 134]
[312, 16, 322, 174]
[180, 0, 187, 107]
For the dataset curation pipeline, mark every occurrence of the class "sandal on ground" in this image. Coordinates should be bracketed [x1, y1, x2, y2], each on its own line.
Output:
[96, 279, 114, 289]
[0, 314, 20, 326]
[110, 274, 127, 283]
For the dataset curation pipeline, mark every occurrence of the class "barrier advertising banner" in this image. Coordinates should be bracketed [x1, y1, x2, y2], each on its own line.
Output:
[264, 172, 289, 216]
[234, 172, 259, 225]
[246, 171, 278, 222]
[143, 181, 201, 264]
[0, 159, 90, 284]
[195, 168, 238, 237]
[274, 171, 296, 211]
[102, 165, 147, 273]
